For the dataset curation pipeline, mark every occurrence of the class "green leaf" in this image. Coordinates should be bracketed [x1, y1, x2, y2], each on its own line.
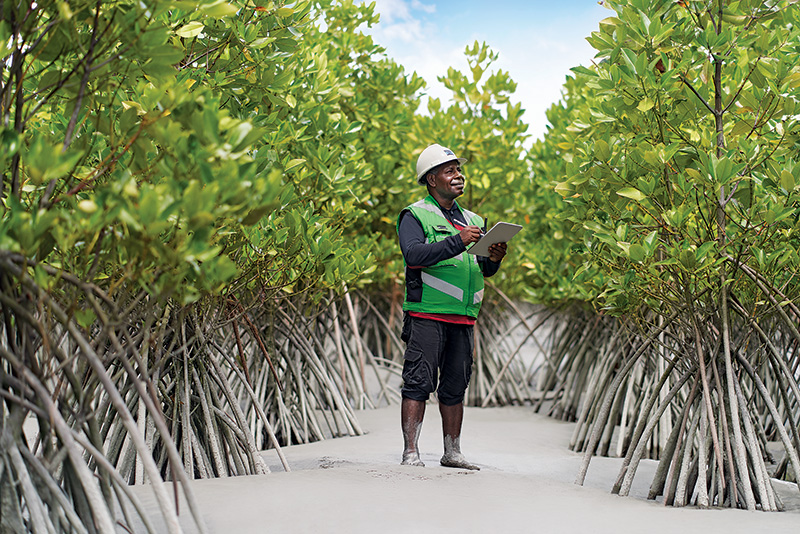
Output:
[249, 36, 276, 49]
[22, 138, 84, 184]
[628, 244, 646, 262]
[620, 48, 638, 74]
[1, 128, 20, 159]
[617, 187, 646, 201]
[730, 120, 753, 138]
[0, 21, 12, 58]
[695, 241, 715, 261]
[679, 249, 697, 269]
[644, 230, 658, 252]
[229, 122, 254, 152]
[74, 309, 96, 329]
[781, 169, 795, 191]
[78, 200, 98, 214]
[285, 158, 305, 172]
[555, 182, 575, 197]
[201, 1, 239, 17]
[637, 97, 654, 112]
[176, 21, 204, 38]
[595, 139, 610, 162]
[241, 205, 271, 225]
[685, 168, 703, 182]
[570, 65, 599, 78]
[639, 10, 651, 34]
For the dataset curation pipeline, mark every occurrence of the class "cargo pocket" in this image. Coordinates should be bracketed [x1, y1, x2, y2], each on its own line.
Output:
[401, 312, 412, 343]
[404, 347, 424, 362]
[401, 347, 435, 398]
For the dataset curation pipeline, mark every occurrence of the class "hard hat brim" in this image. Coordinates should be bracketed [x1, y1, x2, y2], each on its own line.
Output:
[416, 156, 468, 185]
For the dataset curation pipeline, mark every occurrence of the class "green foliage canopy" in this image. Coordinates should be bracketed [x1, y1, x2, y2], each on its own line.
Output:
[549, 0, 800, 314]
[0, 0, 555, 308]
[0, 0, 427, 306]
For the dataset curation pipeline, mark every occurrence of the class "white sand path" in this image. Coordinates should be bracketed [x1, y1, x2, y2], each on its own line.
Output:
[132, 405, 800, 533]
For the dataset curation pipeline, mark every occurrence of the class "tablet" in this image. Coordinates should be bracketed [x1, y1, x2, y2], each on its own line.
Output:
[467, 222, 522, 257]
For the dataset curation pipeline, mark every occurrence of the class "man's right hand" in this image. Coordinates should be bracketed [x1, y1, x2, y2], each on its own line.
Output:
[460, 225, 483, 246]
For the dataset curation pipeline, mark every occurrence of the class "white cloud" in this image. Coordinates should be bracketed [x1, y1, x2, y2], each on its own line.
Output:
[410, 0, 435, 14]
[371, 0, 414, 24]
[367, 0, 459, 103]
[379, 20, 426, 43]
[362, 0, 605, 141]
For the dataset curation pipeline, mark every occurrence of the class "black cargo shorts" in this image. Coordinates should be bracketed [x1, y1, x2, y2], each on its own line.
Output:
[400, 314, 474, 406]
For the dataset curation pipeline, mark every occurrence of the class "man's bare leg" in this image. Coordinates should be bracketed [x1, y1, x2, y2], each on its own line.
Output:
[401, 397, 426, 466]
[439, 402, 480, 470]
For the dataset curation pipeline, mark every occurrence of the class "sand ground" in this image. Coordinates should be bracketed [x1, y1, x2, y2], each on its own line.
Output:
[132, 405, 800, 534]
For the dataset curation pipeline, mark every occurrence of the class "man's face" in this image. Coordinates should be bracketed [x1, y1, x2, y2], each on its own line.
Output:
[427, 161, 464, 200]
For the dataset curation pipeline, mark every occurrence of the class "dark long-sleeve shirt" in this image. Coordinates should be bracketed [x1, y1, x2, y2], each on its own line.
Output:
[398, 206, 501, 277]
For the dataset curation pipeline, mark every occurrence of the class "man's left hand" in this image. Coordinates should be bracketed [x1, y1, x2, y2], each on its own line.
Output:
[488, 242, 507, 263]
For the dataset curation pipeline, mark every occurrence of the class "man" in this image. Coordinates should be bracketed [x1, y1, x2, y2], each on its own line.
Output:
[397, 143, 507, 470]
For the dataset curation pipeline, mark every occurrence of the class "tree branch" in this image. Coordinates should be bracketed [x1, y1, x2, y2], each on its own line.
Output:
[680, 74, 715, 115]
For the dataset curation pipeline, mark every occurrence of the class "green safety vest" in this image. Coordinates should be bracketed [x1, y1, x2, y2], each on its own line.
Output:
[399, 195, 485, 318]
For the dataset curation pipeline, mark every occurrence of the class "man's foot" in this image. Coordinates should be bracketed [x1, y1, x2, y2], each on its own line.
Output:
[440, 452, 479, 470]
[401, 398, 426, 467]
[401, 451, 425, 467]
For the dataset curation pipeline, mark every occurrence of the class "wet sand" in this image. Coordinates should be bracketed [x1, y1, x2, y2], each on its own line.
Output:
[133, 405, 800, 533]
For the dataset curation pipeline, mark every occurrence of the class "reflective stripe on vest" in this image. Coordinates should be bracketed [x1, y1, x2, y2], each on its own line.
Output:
[399, 195, 485, 318]
[421, 271, 464, 301]
[411, 198, 443, 217]
[473, 288, 484, 305]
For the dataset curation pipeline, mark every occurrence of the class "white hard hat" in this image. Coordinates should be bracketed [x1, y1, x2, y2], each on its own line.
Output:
[415, 144, 467, 185]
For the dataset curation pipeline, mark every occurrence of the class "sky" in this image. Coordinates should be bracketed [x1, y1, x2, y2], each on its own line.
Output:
[358, 0, 610, 142]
